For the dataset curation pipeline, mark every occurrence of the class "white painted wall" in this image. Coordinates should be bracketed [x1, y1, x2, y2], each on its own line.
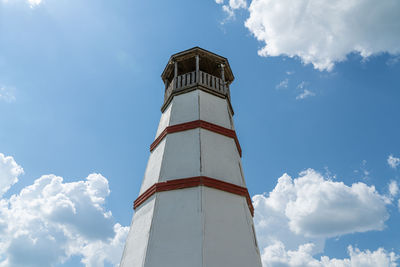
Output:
[159, 129, 201, 181]
[203, 187, 262, 267]
[143, 187, 203, 267]
[121, 88, 262, 267]
[120, 196, 156, 267]
[155, 102, 172, 137]
[168, 90, 199, 126]
[139, 139, 166, 195]
[199, 90, 233, 129]
[200, 129, 244, 186]
[124, 186, 262, 267]
[158, 89, 233, 130]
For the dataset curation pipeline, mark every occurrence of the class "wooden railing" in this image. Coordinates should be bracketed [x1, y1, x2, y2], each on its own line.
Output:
[164, 70, 228, 102]
[198, 71, 226, 94]
[176, 71, 197, 88]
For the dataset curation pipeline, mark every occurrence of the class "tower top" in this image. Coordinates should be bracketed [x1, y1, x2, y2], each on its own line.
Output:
[161, 47, 234, 83]
[160, 47, 235, 114]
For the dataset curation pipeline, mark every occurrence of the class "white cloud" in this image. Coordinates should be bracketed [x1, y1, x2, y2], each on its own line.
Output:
[1, 0, 42, 7]
[0, 153, 128, 267]
[275, 78, 288, 89]
[222, 5, 235, 21]
[0, 153, 24, 197]
[254, 170, 389, 250]
[0, 86, 16, 103]
[296, 89, 315, 100]
[289, 169, 387, 237]
[228, 0, 246, 9]
[245, 0, 400, 71]
[254, 169, 396, 266]
[216, 0, 247, 22]
[27, 0, 41, 6]
[388, 155, 400, 169]
[389, 180, 399, 197]
[261, 241, 399, 267]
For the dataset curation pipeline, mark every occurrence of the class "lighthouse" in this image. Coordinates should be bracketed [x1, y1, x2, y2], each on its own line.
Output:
[120, 47, 262, 267]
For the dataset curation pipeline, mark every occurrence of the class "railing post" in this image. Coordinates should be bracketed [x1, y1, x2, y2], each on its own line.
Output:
[220, 63, 225, 92]
[174, 61, 178, 89]
[196, 55, 199, 83]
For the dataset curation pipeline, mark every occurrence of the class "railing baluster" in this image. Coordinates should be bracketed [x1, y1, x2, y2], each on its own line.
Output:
[172, 71, 228, 94]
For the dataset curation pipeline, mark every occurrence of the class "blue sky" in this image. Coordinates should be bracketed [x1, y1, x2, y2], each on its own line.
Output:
[1, 0, 400, 266]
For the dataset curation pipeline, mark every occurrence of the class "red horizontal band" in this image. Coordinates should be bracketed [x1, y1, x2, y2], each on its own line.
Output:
[134, 176, 254, 216]
[150, 120, 242, 157]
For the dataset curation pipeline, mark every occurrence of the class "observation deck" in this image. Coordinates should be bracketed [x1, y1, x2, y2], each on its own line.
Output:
[161, 47, 235, 113]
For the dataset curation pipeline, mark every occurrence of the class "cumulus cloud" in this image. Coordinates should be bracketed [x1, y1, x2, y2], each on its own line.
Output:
[264, 169, 388, 237]
[253, 169, 392, 259]
[261, 241, 399, 267]
[0, 153, 24, 197]
[0, 153, 128, 267]
[244, 0, 400, 71]
[388, 155, 400, 169]
[254, 169, 396, 266]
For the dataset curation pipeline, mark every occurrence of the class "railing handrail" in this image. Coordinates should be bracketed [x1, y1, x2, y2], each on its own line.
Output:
[164, 70, 229, 105]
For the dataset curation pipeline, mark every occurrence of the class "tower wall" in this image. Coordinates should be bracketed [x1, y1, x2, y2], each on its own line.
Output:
[120, 47, 262, 267]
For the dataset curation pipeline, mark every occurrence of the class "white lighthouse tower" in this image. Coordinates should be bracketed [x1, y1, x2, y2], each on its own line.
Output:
[120, 47, 262, 267]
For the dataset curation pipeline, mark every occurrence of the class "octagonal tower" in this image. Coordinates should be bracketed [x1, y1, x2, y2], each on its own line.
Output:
[120, 47, 262, 267]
